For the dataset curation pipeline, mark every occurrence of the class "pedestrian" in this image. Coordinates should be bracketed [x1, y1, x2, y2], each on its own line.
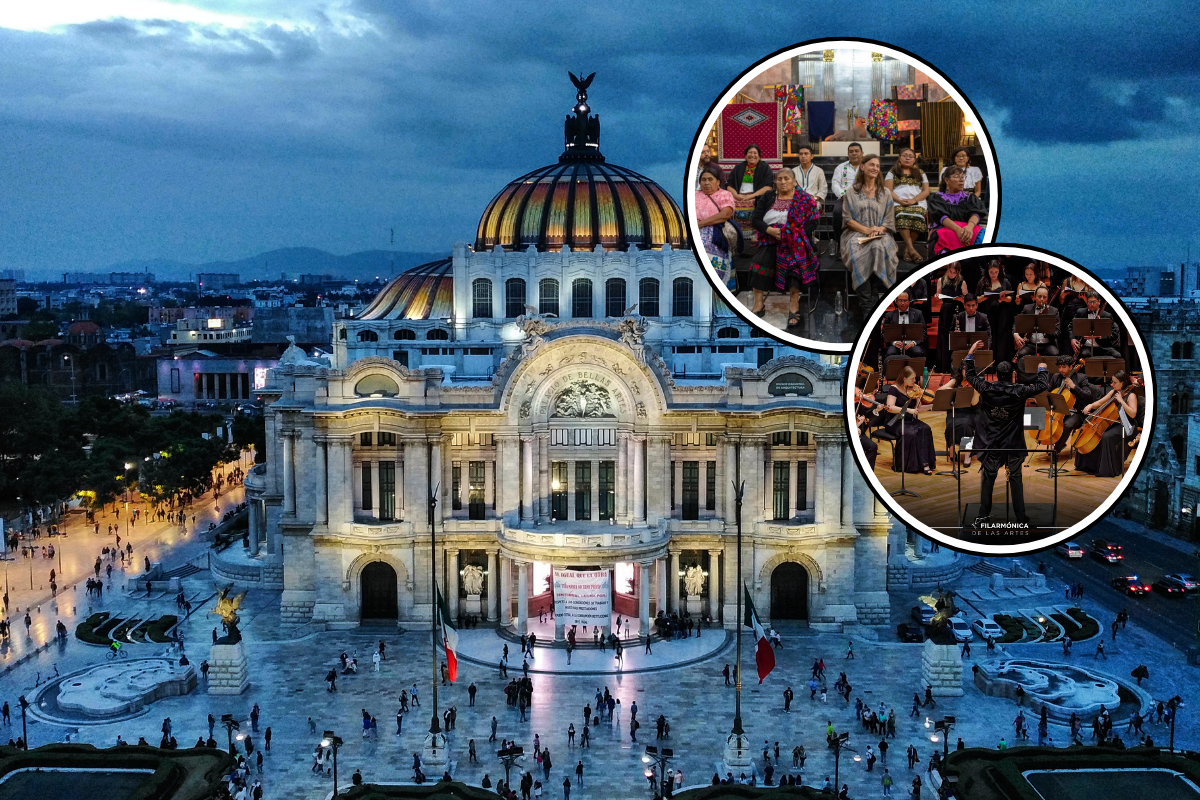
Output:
[923, 687, 935, 708]
[490, 716, 498, 743]
[882, 768, 893, 797]
[255, 751, 263, 774]
[846, 640, 854, 659]
[469, 739, 478, 763]
[469, 682, 477, 706]
[784, 686, 793, 712]
[372, 650, 381, 672]
[562, 776, 571, 800]
[723, 664, 731, 686]
[575, 760, 583, 787]
[396, 709, 403, 735]
[264, 727, 271, 752]
[568, 724, 575, 747]
[209, 713, 216, 738]
[1094, 639, 1107, 659]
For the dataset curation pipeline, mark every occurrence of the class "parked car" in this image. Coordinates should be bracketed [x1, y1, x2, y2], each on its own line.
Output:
[948, 616, 973, 643]
[971, 618, 1005, 640]
[1090, 539, 1124, 564]
[1153, 578, 1188, 598]
[1163, 573, 1199, 593]
[1055, 542, 1085, 559]
[896, 622, 926, 643]
[911, 605, 935, 625]
[1110, 575, 1151, 596]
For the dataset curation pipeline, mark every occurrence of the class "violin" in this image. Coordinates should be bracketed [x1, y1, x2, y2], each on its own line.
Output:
[854, 387, 884, 408]
[1037, 359, 1084, 448]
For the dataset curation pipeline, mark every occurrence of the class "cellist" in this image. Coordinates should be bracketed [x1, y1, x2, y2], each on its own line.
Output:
[1075, 371, 1141, 478]
[1047, 355, 1101, 460]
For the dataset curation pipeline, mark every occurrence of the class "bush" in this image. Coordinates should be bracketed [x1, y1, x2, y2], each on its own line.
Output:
[111, 618, 142, 643]
[75, 612, 113, 644]
[145, 615, 179, 643]
[1039, 617, 1062, 642]
[1065, 607, 1100, 640]
[94, 614, 125, 641]
[992, 614, 1025, 643]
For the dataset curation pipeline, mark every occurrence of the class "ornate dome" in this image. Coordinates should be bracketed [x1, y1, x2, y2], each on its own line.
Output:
[474, 74, 687, 253]
[356, 258, 453, 320]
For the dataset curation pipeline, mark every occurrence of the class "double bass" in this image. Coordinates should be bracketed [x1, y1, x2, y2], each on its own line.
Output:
[1036, 359, 1084, 448]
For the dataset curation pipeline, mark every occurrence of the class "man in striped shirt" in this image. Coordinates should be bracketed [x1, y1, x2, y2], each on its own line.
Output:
[829, 143, 863, 258]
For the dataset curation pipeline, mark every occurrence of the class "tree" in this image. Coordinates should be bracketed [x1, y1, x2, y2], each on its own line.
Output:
[0, 382, 80, 509]
[22, 320, 59, 342]
[232, 414, 266, 464]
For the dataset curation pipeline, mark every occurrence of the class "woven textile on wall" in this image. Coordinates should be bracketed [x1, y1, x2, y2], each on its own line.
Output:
[920, 101, 963, 162]
[806, 101, 835, 142]
[774, 85, 804, 135]
[895, 84, 923, 100]
[720, 103, 780, 160]
[866, 100, 899, 141]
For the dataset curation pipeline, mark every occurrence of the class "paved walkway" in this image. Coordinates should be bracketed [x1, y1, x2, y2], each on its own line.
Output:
[455, 627, 731, 675]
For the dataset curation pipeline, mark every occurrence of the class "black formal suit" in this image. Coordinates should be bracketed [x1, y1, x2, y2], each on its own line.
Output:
[1014, 303, 1060, 381]
[953, 311, 991, 350]
[1068, 308, 1121, 360]
[882, 308, 926, 363]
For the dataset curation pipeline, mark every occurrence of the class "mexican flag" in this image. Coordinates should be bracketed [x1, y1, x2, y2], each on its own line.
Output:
[436, 585, 459, 682]
[743, 585, 775, 683]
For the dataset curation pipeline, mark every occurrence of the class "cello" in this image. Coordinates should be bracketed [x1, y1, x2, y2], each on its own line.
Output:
[1036, 359, 1084, 448]
[1072, 383, 1133, 455]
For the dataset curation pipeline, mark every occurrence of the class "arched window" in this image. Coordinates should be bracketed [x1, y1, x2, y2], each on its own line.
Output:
[672, 277, 694, 317]
[572, 278, 593, 318]
[1184, 392, 1193, 414]
[605, 278, 627, 318]
[505, 278, 527, 319]
[357, 330, 379, 343]
[1172, 342, 1182, 359]
[338, 328, 347, 340]
[472, 278, 493, 319]
[394, 328, 416, 340]
[426, 329, 449, 341]
[1171, 394, 1180, 415]
[539, 279, 559, 317]
[639, 278, 660, 317]
[716, 326, 740, 339]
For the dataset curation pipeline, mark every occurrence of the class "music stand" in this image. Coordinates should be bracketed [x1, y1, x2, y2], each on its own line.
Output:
[1085, 358, 1125, 384]
[884, 357, 926, 383]
[949, 332, 990, 352]
[952, 350, 992, 373]
[933, 386, 975, 479]
[1022, 356, 1053, 375]
[882, 323, 927, 347]
[862, 373, 879, 396]
[1014, 313, 1058, 338]
[1071, 317, 1113, 343]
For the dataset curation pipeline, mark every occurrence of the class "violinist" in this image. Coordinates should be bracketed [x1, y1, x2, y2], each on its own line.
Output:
[1069, 291, 1121, 359]
[962, 339, 1050, 527]
[854, 390, 881, 469]
[1075, 371, 1141, 478]
[884, 366, 937, 475]
[1013, 285, 1060, 383]
[1048, 355, 1101, 458]
[939, 364, 980, 468]
[882, 290, 927, 364]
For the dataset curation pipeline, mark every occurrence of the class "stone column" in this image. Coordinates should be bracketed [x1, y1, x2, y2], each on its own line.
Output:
[590, 460, 600, 521]
[616, 431, 628, 521]
[538, 434, 550, 522]
[370, 460, 381, 519]
[673, 457, 683, 517]
[815, 434, 841, 528]
[429, 437, 442, 528]
[486, 550, 498, 622]
[669, 550, 680, 612]
[446, 549, 459, 618]
[459, 459, 470, 514]
[566, 459, 576, 521]
[788, 460, 798, 520]
[724, 439, 738, 525]
[639, 561, 651, 637]
[484, 460, 495, 515]
[500, 555, 512, 626]
[441, 436, 453, 522]
[632, 436, 646, 524]
[840, 439, 854, 528]
[282, 431, 295, 516]
[708, 550, 721, 620]
[397, 443, 406, 520]
[314, 437, 328, 526]
[517, 561, 529, 635]
[656, 557, 667, 615]
[521, 437, 534, 522]
[247, 500, 260, 555]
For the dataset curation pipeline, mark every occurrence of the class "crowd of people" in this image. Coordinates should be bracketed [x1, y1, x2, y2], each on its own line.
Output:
[695, 143, 988, 325]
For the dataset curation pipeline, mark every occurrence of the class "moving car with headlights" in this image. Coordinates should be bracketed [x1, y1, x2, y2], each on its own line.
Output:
[971, 618, 1005, 640]
[1055, 541, 1085, 559]
[1110, 574, 1150, 596]
[1090, 539, 1123, 564]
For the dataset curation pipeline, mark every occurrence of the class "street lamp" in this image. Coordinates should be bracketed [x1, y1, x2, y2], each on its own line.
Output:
[642, 745, 673, 798]
[933, 716, 956, 758]
[123, 462, 135, 542]
[829, 731, 854, 795]
[322, 731, 344, 796]
[497, 743, 524, 787]
[220, 713, 239, 754]
[17, 695, 29, 749]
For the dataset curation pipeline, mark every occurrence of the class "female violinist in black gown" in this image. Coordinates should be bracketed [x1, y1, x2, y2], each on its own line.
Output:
[884, 366, 937, 474]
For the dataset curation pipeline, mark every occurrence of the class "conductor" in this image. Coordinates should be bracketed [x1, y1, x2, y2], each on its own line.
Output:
[962, 339, 1050, 527]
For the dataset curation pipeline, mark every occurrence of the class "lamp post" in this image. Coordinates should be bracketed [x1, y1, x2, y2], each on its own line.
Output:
[322, 730, 343, 796]
[932, 716, 956, 758]
[123, 462, 134, 543]
[642, 745, 673, 799]
[17, 695, 29, 749]
[722, 478, 751, 773]
[497, 743, 524, 786]
[422, 482, 447, 767]
[830, 731, 854, 795]
[220, 713, 239, 754]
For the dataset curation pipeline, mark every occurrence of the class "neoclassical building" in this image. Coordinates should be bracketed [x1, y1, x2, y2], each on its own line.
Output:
[242, 79, 891, 634]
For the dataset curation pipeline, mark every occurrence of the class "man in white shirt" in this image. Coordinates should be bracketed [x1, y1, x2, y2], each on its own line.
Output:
[792, 146, 827, 201]
[829, 143, 863, 258]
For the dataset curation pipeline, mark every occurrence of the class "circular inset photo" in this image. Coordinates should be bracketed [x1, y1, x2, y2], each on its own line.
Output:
[846, 245, 1155, 554]
[686, 39, 1001, 353]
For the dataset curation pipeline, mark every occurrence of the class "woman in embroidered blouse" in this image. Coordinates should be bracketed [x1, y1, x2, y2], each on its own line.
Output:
[927, 167, 987, 257]
[938, 147, 984, 198]
[748, 168, 821, 328]
[695, 166, 737, 289]
[884, 148, 930, 263]
[728, 145, 774, 202]
[840, 154, 898, 311]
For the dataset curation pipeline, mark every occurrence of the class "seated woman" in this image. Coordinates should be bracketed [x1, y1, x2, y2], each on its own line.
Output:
[937, 367, 980, 468]
[928, 166, 987, 256]
[883, 366, 937, 475]
[1074, 371, 1142, 478]
[749, 168, 821, 328]
[884, 148, 930, 263]
[727, 144, 774, 203]
[694, 165, 737, 290]
[938, 147, 985, 197]
[840, 154, 899, 311]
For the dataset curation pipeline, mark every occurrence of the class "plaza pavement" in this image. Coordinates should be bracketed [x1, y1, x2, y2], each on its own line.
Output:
[0, 546, 1197, 799]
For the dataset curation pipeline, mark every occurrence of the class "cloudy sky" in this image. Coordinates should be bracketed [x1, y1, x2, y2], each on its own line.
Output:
[1, 0, 1196, 278]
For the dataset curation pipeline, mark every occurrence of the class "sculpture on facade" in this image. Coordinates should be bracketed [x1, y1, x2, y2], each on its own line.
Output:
[461, 564, 485, 597]
[552, 380, 613, 418]
[210, 586, 247, 644]
[683, 564, 706, 597]
[617, 316, 647, 361]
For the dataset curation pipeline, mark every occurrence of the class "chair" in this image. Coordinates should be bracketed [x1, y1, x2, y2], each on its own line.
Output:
[870, 426, 899, 472]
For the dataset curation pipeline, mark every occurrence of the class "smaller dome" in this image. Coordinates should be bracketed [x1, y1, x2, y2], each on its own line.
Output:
[69, 321, 101, 336]
[356, 259, 453, 321]
[0, 339, 33, 348]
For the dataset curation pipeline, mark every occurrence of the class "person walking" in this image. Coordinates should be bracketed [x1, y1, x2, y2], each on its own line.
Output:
[723, 664, 731, 686]
[882, 768, 893, 797]
[784, 686, 794, 712]
[490, 716, 498, 743]
[562, 776, 571, 800]
[846, 640, 854, 659]
[575, 760, 584, 787]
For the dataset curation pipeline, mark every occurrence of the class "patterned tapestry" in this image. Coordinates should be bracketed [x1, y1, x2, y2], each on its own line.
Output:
[866, 99, 899, 141]
[773, 85, 804, 135]
[895, 84, 924, 100]
[720, 102, 780, 160]
[920, 101, 964, 161]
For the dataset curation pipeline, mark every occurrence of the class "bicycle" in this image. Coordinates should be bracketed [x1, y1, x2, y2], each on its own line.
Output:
[106, 643, 128, 660]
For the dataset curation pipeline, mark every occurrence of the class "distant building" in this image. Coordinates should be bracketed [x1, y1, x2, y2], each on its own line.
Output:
[168, 316, 252, 346]
[156, 345, 283, 406]
[0, 279, 16, 318]
[1124, 262, 1200, 297]
[0, 270, 24, 282]
[198, 273, 241, 292]
[148, 305, 253, 325]
[250, 306, 333, 346]
[109, 271, 155, 286]
[0, 339, 156, 401]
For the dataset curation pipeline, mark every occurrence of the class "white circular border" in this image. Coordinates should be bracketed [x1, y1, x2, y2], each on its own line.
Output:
[844, 244, 1157, 555]
[686, 39, 1002, 354]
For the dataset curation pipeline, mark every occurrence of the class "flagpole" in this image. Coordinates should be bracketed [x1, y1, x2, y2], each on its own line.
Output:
[429, 483, 442, 739]
[732, 479, 744, 737]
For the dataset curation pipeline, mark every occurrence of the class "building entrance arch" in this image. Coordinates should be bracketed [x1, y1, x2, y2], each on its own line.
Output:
[770, 562, 809, 621]
[360, 561, 399, 620]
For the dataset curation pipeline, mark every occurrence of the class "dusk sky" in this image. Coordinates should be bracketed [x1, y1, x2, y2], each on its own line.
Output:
[1, 1, 1196, 279]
